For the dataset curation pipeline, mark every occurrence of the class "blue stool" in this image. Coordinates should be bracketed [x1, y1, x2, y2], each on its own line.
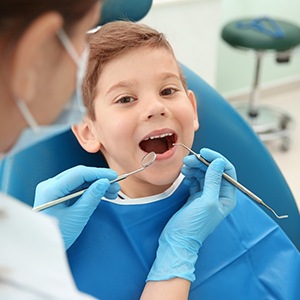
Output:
[222, 17, 300, 150]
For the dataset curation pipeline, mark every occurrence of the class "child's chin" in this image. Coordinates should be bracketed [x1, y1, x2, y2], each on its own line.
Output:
[150, 171, 181, 187]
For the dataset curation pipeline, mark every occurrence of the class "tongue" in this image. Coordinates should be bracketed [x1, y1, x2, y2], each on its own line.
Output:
[140, 138, 168, 154]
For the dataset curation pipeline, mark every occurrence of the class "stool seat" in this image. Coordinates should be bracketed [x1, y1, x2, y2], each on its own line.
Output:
[222, 18, 300, 51]
[221, 17, 300, 150]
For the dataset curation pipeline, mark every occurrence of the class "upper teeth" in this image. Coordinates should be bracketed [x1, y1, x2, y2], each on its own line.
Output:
[144, 133, 173, 141]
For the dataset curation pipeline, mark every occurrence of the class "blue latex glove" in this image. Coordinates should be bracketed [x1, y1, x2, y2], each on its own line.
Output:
[34, 166, 120, 249]
[147, 148, 236, 282]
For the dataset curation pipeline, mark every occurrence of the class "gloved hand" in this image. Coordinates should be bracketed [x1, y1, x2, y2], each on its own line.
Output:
[182, 148, 237, 218]
[147, 148, 236, 282]
[34, 166, 120, 250]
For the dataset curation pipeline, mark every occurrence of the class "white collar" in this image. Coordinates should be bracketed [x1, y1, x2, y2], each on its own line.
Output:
[104, 173, 184, 205]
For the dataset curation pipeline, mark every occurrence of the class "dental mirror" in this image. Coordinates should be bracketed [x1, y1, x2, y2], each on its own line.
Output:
[173, 143, 288, 219]
[33, 152, 156, 212]
[110, 151, 156, 183]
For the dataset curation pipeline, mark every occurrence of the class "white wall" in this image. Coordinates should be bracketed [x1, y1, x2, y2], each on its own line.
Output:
[142, 0, 221, 87]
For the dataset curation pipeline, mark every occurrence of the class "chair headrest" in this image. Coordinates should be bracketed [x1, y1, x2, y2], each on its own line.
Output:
[98, 0, 153, 26]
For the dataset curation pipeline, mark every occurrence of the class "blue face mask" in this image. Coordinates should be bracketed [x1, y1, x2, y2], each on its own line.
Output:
[1, 29, 89, 160]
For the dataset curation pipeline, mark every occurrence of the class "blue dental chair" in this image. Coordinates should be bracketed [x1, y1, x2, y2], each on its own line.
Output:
[0, 1, 299, 252]
[98, 0, 153, 26]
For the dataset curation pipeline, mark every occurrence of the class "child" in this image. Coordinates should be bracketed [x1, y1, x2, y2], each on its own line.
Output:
[69, 21, 299, 299]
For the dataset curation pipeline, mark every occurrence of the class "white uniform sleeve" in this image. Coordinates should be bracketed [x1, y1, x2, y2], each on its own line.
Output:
[0, 193, 96, 300]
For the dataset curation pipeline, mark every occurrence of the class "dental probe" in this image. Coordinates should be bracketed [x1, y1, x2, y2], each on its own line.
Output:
[173, 143, 288, 219]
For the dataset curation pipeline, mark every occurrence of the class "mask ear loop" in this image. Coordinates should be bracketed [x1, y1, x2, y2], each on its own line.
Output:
[57, 29, 81, 64]
[16, 99, 40, 132]
[76, 45, 89, 114]
[57, 29, 88, 114]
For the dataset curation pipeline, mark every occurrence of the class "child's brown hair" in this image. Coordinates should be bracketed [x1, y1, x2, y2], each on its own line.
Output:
[83, 20, 188, 119]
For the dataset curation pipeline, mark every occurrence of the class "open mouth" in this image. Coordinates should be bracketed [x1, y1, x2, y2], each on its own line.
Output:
[139, 133, 177, 154]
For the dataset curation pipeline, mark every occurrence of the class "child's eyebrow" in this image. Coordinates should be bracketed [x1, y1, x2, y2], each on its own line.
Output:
[160, 72, 181, 82]
[105, 79, 137, 96]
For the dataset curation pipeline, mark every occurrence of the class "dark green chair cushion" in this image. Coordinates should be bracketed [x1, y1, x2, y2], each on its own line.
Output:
[222, 17, 300, 51]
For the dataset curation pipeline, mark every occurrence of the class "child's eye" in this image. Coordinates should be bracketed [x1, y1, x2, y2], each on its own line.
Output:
[160, 88, 177, 96]
[116, 96, 136, 104]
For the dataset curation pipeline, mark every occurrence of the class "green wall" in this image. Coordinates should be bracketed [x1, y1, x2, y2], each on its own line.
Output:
[216, 0, 300, 94]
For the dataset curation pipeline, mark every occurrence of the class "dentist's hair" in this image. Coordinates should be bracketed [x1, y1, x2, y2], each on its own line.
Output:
[83, 20, 188, 119]
[0, 0, 100, 43]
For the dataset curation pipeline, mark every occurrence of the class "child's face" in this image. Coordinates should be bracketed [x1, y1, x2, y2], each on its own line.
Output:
[76, 47, 199, 197]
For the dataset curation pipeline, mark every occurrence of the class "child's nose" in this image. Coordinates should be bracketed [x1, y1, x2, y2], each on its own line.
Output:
[146, 99, 168, 120]
[147, 111, 165, 119]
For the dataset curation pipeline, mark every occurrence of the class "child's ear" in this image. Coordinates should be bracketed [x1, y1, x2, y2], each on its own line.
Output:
[187, 90, 199, 131]
[72, 118, 101, 153]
